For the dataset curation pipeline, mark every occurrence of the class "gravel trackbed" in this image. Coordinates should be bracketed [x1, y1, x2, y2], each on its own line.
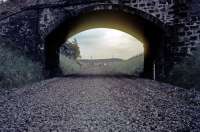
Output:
[0, 76, 200, 132]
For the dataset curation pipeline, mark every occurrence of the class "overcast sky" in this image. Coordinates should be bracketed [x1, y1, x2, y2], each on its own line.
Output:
[0, 0, 7, 3]
[68, 28, 144, 60]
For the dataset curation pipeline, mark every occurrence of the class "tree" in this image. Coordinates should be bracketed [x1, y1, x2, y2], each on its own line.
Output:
[60, 39, 81, 59]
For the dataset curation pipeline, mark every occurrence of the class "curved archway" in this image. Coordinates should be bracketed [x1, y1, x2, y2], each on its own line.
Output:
[45, 4, 167, 79]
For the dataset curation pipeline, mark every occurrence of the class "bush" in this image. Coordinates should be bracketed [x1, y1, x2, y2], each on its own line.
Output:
[0, 41, 44, 89]
[59, 54, 81, 75]
[167, 48, 200, 90]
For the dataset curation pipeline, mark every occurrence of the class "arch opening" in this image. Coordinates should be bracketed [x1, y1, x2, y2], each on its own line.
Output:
[59, 28, 144, 76]
[45, 5, 166, 79]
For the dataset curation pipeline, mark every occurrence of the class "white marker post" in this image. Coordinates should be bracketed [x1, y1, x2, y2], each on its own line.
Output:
[153, 61, 156, 81]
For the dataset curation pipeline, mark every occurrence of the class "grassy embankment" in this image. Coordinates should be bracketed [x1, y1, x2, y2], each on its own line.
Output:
[110, 54, 144, 76]
[0, 42, 43, 90]
[167, 48, 200, 90]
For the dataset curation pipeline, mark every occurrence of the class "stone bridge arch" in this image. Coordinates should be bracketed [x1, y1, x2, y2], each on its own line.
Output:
[44, 4, 169, 79]
[1, 0, 199, 84]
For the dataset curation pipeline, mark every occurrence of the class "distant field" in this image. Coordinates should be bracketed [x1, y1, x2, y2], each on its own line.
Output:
[60, 54, 144, 76]
[109, 55, 144, 76]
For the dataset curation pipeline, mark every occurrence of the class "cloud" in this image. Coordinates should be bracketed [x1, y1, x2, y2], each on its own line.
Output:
[68, 28, 144, 60]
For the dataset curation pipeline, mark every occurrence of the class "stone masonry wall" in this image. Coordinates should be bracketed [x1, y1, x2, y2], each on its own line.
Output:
[0, 10, 41, 60]
[0, 0, 177, 62]
[1, 0, 175, 24]
[171, 0, 200, 61]
[122, 0, 175, 25]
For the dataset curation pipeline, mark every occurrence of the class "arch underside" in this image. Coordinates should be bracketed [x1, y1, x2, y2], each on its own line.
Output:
[45, 4, 167, 79]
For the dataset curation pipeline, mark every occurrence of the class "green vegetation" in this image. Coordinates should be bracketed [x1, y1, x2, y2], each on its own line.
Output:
[59, 54, 81, 75]
[110, 54, 144, 76]
[167, 48, 200, 90]
[0, 41, 44, 90]
[60, 39, 81, 60]
[59, 40, 82, 75]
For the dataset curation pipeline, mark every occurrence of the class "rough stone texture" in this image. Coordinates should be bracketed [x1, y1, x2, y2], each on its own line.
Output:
[2, 11, 41, 55]
[0, 0, 175, 24]
[0, 0, 200, 79]
[171, 1, 200, 59]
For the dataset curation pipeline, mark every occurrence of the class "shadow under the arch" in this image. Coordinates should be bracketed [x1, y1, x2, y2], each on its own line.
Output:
[45, 5, 168, 81]
[62, 74, 138, 79]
